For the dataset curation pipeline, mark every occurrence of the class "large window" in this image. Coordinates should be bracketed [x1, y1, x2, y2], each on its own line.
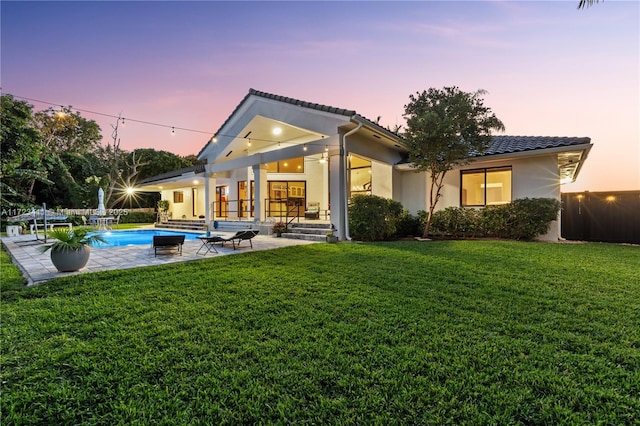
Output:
[267, 181, 306, 217]
[265, 157, 304, 173]
[349, 155, 371, 197]
[461, 167, 512, 207]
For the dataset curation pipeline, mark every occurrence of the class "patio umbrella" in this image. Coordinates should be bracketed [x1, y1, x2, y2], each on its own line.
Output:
[97, 188, 106, 216]
[8, 203, 67, 242]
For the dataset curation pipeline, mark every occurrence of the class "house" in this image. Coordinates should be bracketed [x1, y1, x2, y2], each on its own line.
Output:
[136, 89, 592, 241]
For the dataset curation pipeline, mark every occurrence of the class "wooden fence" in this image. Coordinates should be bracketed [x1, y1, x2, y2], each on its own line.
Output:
[561, 191, 640, 244]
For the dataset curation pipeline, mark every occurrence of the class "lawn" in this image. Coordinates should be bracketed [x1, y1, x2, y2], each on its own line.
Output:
[1, 241, 638, 424]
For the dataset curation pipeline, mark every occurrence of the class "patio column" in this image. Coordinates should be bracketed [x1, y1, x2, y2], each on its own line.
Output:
[252, 164, 268, 222]
[329, 147, 346, 240]
[204, 166, 217, 227]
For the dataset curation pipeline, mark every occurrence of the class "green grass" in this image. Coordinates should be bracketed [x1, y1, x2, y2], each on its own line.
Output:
[1, 241, 638, 424]
[0, 246, 27, 299]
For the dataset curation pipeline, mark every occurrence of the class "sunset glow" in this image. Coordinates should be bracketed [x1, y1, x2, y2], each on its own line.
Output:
[2, 1, 638, 191]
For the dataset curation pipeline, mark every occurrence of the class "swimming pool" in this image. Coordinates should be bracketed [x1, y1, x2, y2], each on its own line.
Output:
[91, 230, 200, 247]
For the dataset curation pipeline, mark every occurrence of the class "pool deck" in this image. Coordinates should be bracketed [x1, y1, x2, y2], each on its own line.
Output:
[1, 230, 319, 286]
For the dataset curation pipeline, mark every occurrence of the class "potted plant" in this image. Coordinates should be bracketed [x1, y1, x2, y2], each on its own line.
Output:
[157, 200, 170, 223]
[326, 230, 338, 243]
[272, 221, 287, 237]
[39, 227, 107, 272]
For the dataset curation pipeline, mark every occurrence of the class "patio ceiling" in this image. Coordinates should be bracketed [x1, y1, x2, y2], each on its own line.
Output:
[214, 115, 329, 163]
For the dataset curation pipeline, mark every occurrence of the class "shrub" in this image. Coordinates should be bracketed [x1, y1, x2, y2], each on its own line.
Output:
[119, 212, 156, 224]
[394, 209, 423, 237]
[427, 198, 560, 241]
[431, 207, 479, 238]
[479, 198, 561, 240]
[349, 194, 397, 241]
[505, 198, 561, 240]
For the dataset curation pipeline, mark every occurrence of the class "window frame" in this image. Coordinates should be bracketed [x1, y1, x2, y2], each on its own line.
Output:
[460, 166, 512, 207]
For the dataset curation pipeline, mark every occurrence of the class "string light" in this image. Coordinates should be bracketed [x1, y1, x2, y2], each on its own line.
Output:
[247, 139, 252, 147]
[9, 94, 338, 148]
[324, 145, 329, 152]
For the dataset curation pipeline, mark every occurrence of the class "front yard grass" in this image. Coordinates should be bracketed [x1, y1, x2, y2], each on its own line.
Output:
[1, 241, 638, 424]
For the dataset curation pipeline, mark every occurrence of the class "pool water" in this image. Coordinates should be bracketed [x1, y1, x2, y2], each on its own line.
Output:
[91, 230, 199, 247]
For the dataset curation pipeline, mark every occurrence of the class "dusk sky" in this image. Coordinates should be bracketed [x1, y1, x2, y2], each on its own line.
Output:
[2, 1, 638, 192]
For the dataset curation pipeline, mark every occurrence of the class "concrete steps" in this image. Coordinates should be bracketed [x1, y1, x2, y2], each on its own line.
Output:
[156, 219, 205, 231]
[282, 222, 332, 242]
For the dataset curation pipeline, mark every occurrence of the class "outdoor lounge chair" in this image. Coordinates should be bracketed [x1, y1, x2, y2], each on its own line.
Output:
[221, 230, 259, 250]
[152, 235, 185, 257]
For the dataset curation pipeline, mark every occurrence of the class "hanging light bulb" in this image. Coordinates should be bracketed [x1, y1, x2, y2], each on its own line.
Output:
[56, 107, 66, 118]
[324, 145, 329, 152]
[210, 135, 217, 143]
[247, 139, 252, 147]
[171, 127, 175, 135]
[121, 118, 125, 126]
[303, 144, 307, 151]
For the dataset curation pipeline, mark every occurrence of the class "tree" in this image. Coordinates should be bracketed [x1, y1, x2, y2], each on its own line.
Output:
[578, 0, 602, 9]
[401, 87, 505, 238]
[30, 106, 102, 204]
[0, 95, 48, 208]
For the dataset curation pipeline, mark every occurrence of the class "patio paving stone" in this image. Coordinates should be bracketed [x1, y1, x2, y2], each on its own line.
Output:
[2, 232, 318, 286]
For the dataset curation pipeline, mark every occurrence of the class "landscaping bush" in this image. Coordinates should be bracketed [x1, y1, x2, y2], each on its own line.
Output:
[394, 209, 423, 237]
[428, 198, 560, 241]
[504, 197, 561, 240]
[479, 198, 560, 240]
[349, 194, 398, 241]
[119, 211, 156, 224]
[431, 207, 480, 238]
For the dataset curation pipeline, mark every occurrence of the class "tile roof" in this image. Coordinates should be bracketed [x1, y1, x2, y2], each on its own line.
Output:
[473, 136, 591, 157]
[248, 89, 356, 116]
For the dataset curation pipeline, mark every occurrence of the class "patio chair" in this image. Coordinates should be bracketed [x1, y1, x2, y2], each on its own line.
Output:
[221, 230, 259, 250]
[152, 235, 185, 257]
[305, 202, 320, 219]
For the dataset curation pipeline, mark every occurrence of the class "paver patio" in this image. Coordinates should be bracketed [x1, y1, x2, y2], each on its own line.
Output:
[1, 232, 318, 286]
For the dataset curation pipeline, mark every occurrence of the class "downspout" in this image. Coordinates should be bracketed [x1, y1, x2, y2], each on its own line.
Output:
[342, 122, 363, 241]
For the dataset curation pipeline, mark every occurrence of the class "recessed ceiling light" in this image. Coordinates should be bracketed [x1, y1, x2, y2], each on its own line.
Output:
[272, 127, 282, 135]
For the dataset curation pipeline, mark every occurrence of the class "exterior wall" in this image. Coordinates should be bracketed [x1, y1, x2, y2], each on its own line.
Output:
[395, 169, 428, 215]
[438, 154, 561, 240]
[161, 186, 206, 220]
[371, 161, 393, 199]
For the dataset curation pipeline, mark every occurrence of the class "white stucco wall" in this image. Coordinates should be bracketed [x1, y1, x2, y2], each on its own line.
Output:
[371, 161, 393, 199]
[396, 154, 561, 240]
[161, 186, 205, 220]
[395, 168, 428, 215]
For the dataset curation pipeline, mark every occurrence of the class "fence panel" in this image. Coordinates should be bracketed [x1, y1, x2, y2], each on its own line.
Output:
[561, 191, 640, 244]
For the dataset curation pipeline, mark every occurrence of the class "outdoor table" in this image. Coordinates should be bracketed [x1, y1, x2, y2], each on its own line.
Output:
[96, 217, 114, 230]
[196, 234, 222, 255]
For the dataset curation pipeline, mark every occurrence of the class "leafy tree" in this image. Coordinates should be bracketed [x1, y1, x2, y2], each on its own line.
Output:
[29, 106, 102, 204]
[133, 148, 192, 180]
[401, 87, 504, 238]
[0, 95, 48, 208]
